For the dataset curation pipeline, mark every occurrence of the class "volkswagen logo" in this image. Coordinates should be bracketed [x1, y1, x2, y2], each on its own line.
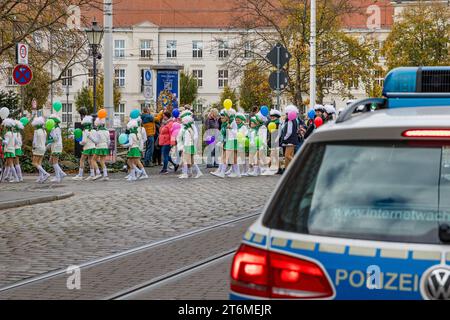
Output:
[421, 265, 450, 300]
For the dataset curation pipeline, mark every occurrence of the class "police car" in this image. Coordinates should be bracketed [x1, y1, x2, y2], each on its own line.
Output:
[230, 67, 450, 300]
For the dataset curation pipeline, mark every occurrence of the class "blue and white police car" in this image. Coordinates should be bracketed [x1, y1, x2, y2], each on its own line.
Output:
[230, 67, 450, 300]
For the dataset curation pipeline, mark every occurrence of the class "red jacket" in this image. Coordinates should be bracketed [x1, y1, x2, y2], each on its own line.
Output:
[159, 120, 175, 146]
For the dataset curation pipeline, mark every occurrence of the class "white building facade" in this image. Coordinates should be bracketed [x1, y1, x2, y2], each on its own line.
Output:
[1, 0, 422, 126]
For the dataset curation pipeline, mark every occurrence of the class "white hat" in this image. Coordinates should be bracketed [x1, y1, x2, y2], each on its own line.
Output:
[324, 105, 336, 114]
[180, 110, 193, 119]
[32, 117, 45, 127]
[94, 117, 106, 127]
[15, 120, 24, 130]
[270, 109, 281, 117]
[285, 105, 299, 114]
[236, 112, 246, 121]
[82, 115, 93, 125]
[256, 112, 268, 124]
[228, 108, 236, 116]
[314, 104, 325, 111]
[3, 118, 16, 127]
[127, 119, 138, 129]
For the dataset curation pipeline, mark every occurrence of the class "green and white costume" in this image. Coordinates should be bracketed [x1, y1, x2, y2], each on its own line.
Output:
[13, 121, 23, 157]
[80, 116, 96, 156]
[49, 126, 63, 155]
[95, 126, 110, 156]
[2, 128, 15, 158]
[32, 123, 47, 157]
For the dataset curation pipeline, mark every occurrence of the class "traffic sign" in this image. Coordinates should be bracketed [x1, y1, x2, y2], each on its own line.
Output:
[269, 70, 289, 91]
[266, 43, 291, 68]
[16, 43, 29, 65]
[143, 85, 153, 99]
[143, 69, 152, 86]
[13, 64, 33, 86]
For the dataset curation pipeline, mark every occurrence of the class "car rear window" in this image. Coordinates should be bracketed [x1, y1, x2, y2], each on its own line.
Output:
[263, 141, 450, 244]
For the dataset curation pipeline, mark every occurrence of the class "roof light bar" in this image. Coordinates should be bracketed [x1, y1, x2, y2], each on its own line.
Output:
[402, 129, 450, 138]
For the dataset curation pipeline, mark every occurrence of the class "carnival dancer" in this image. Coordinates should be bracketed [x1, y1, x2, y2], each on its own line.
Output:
[177, 112, 198, 179]
[32, 117, 50, 183]
[93, 117, 111, 181]
[135, 116, 149, 179]
[13, 120, 24, 182]
[123, 119, 142, 181]
[73, 115, 97, 181]
[248, 113, 268, 176]
[47, 114, 67, 182]
[211, 109, 230, 178]
[235, 113, 249, 177]
[224, 109, 239, 178]
[1, 119, 18, 182]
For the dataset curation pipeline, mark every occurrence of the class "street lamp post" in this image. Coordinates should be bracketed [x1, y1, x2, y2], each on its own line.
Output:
[65, 79, 70, 134]
[85, 20, 104, 115]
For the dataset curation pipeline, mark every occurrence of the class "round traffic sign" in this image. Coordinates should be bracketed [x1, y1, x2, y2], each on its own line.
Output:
[143, 86, 152, 99]
[19, 44, 27, 59]
[13, 64, 32, 86]
[145, 70, 152, 82]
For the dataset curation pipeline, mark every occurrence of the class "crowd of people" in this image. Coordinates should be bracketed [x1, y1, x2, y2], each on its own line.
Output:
[0, 102, 337, 183]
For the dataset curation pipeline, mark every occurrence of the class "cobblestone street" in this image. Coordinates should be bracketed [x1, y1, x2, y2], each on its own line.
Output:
[0, 168, 279, 288]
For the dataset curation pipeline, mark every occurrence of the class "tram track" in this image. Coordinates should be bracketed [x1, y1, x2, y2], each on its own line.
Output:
[0, 212, 259, 299]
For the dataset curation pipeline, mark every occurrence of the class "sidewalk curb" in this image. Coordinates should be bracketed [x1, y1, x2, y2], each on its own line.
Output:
[0, 192, 74, 211]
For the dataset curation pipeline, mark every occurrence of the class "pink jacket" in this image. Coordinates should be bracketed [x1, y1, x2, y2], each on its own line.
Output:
[159, 120, 174, 146]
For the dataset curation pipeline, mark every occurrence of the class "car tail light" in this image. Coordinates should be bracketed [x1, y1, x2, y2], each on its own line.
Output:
[402, 129, 450, 138]
[231, 244, 333, 299]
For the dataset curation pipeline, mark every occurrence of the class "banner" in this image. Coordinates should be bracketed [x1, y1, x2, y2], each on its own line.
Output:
[156, 70, 179, 110]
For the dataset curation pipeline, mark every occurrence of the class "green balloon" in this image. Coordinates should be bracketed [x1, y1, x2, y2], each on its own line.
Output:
[46, 119, 55, 131]
[20, 117, 29, 126]
[53, 101, 62, 112]
[74, 128, 82, 139]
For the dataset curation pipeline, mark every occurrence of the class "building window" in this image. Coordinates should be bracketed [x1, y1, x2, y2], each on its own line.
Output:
[167, 40, 177, 58]
[115, 103, 126, 123]
[115, 69, 126, 87]
[323, 73, 333, 89]
[374, 70, 384, 87]
[62, 69, 73, 86]
[193, 41, 203, 58]
[194, 103, 203, 115]
[114, 40, 125, 58]
[218, 70, 228, 88]
[62, 103, 73, 124]
[218, 40, 229, 59]
[140, 40, 152, 59]
[192, 70, 203, 88]
[7, 68, 16, 86]
[244, 42, 253, 59]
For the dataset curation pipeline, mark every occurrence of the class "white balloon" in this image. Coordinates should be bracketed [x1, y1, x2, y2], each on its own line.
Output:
[0, 107, 9, 120]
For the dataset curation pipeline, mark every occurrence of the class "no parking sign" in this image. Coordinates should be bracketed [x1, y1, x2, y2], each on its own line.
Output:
[13, 64, 33, 86]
